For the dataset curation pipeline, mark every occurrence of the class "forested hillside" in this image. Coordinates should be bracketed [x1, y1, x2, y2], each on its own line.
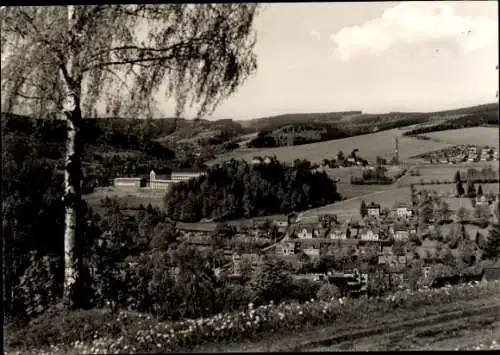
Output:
[164, 158, 342, 222]
[1, 114, 252, 190]
[403, 110, 499, 136]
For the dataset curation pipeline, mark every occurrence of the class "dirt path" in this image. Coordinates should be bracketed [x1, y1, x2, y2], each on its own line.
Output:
[303, 303, 500, 351]
[190, 295, 500, 353]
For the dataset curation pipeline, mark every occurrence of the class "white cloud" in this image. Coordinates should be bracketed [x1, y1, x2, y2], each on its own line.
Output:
[331, 2, 498, 62]
[310, 30, 321, 40]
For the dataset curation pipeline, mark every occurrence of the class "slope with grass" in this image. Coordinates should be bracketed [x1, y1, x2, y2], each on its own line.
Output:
[208, 129, 455, 165]
[398, 162, 500, 185]
[83, 187, 165, 215]
[420, 127, 500, 148]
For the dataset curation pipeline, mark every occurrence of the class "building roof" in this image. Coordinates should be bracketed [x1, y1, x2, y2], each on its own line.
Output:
[367, 202, 381, 209]
[177, 222, 217, 232]
[171, 169, 206, 175]
[482, 267, 500, 281]
[395, 202, 412, 209]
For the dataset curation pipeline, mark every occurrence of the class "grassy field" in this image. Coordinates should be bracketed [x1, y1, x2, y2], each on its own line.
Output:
[399, 162, 499, 185]
[208, 129, 455, 165]
[83, 187, 165, 214]
[414, 183, 499, 197]
[297, 187, 411, 220]
[398, 161, 499, 186]
[421, 127, 500, 148]
[335, 183, 394, 200]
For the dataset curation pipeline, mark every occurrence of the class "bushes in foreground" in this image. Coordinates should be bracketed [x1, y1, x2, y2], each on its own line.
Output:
[6, 281, 500, 354]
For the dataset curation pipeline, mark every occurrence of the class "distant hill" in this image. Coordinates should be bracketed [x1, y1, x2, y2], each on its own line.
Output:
[240, 111, 362, 131]
[239, 102, 499, 149]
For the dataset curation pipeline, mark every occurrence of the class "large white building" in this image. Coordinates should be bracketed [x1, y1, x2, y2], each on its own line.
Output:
[114, 169, 206, 191]
[149, 169, 206, 191]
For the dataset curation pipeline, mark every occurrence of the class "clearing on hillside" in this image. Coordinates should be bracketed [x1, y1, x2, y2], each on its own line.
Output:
[208, 129, 455, 165]
[84, 187, 165, 214]
[421, 127, 500, 148]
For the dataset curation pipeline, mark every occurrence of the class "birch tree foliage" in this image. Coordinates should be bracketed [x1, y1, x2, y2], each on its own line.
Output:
[0, 4, 260, 118]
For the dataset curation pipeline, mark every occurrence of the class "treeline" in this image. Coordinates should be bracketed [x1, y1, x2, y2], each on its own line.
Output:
[402, 111, 499, 136]
[248, 123, 350, 148]
[164, 158, 342, 222]
[248, 114, 433, 148]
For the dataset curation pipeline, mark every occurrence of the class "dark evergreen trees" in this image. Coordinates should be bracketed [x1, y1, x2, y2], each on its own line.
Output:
[483, 223, 500, 260]
[360, 200, 368, 218]
[164, 159, 342, 222]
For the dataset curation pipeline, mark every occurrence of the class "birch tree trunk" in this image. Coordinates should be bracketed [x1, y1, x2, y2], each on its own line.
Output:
[61, 5, 84, 305]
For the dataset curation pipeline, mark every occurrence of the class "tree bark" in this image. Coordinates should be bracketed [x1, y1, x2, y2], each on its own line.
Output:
[61, 5, 84, 306]
[63, 107, 83, 303]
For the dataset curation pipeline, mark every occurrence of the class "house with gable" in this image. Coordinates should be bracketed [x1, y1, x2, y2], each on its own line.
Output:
[477, 195, 488, 206]
[390, 224, 409, 241]
[297, 225, 322, 239]
[359, 227, 379, 241]
[366, 202, 381, 217]
[329, 228, 347, 240]
[394, 202, 413, 218]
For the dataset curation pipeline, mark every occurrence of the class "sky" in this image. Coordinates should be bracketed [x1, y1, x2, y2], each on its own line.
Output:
[172, 1, 498, 120]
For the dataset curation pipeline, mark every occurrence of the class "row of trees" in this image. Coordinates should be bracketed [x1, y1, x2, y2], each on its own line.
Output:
[164, 159, 342, 222]
[402, 111, 499, 136]
[351, 166, 393, 185]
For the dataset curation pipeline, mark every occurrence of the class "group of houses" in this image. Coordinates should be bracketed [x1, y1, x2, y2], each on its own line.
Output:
[426, 145, 499, 164]
[113, 169, 206, 191]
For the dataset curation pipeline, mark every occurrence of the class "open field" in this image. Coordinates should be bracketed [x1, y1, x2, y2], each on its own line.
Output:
[83, 187, 165, 214]
[398, 162, 499, 185]
[414, 183, 499, 197]
[269, 187, 412, 222]
[335, 183, 394, 200]
[421, 127, 500, 148]
[207, 129, 455, 165]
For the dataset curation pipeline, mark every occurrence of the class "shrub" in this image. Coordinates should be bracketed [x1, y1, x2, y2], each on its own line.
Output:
[316, 282, 341, 301]
[290, 278, 321, 303]
[8, 281, 500, 354]
[16, 255, 63, 320]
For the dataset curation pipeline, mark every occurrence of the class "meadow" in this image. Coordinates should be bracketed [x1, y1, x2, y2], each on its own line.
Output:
[296, 187, 412, 220]
[414, 183, 499, 198]
[399, 162, 500, 185]
[83, 187, 165, 214]
[421, 127, 500, 148]
[207, 129, 455, 165]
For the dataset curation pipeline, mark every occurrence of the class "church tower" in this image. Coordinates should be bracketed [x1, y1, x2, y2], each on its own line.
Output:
[394, 137, 400, 165]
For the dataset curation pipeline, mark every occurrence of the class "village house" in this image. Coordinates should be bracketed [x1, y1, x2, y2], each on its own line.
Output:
[275, 241, 296, 256]
[263, 156, 273, 164]
[394, 203, 413, 218]
[366, 202, 381, 217]
[391, 226, 409, 241]
[297, 226, 322, 239]
[251, 156, 263, 165]
[329, 228, 348, 240]
[476, 195, 489, 206]
[359, 228, 379, 241]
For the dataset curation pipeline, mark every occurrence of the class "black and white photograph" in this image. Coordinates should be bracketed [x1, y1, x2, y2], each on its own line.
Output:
[2, 1, 499, 353]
